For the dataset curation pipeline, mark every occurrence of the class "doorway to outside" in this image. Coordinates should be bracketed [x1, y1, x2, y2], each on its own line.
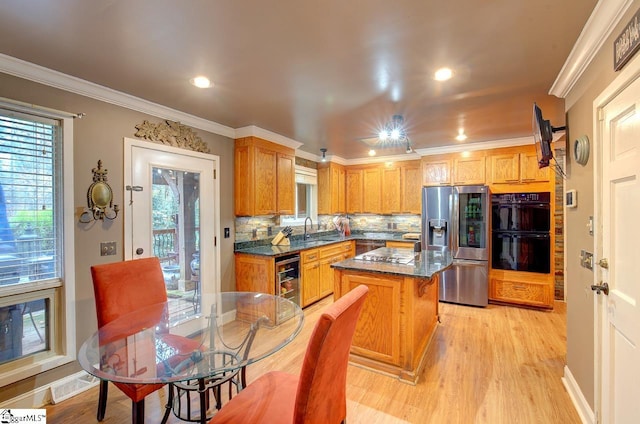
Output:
[124, 137, 220, 323]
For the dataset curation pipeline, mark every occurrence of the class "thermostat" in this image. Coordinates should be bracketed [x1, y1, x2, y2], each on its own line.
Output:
[566, 189, 577, 208]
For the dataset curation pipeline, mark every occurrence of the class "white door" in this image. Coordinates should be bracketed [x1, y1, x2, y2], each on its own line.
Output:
[124, 138, 220, 318]
[597, 74, 640, 423]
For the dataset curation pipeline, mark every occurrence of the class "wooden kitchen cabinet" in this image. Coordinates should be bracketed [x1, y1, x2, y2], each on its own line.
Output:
[301, 249, 320, 307]
[386, 240, 415, 248]
[489, 269, 553, 309]
[235, 253, 275, 294]
[422, 157, 452, 186]
[346, 168, 363, 213]
[300, 241, 354, 307]
[453, 155, 486, 185]
[318, 162, 346, 214]
[363, 168, 382, 213]
[382, 166, 401, 214]
[489, 150, 550, 184]
[401, 161, 422, 213]
[520, 151, 550, 182]
[234, 136, 295, 216]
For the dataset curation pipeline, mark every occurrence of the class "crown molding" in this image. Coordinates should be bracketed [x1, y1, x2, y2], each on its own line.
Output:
[0, 53, 238, 138]
[550, 0, 634, 100]
[415, 136, 539, 156]
[234, 125, 303, 149]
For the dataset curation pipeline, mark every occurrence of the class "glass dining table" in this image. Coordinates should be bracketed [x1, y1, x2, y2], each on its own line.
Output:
[78, 292, 304, 424]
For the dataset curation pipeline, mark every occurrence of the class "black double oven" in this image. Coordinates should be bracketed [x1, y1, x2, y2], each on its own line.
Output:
[491, 192, 551, 274]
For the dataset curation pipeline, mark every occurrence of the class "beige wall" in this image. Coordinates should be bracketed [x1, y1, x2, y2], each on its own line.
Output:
[0, 72, 235, 401]
[563, 0, 640, 410]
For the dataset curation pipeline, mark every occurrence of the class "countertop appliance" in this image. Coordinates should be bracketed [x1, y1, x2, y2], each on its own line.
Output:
[421, 186, 489, 307]
[353, 250, 415, 264]
[491, 192, 551, 273]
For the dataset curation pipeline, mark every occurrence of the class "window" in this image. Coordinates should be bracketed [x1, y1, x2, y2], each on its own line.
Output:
[280, 166, 317, 226]
[0, 103, 75, 386]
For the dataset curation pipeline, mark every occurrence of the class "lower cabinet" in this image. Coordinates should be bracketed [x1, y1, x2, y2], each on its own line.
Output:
[385, 240, 415, 249]
[489, 269, 553, 309]
[301, 241, 355, 307]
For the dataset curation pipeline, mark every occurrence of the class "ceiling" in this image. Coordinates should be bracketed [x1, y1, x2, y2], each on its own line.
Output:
[0, 0, 598, 160]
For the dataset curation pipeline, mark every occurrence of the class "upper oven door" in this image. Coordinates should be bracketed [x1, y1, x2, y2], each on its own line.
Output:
[491, 199, 550, 232]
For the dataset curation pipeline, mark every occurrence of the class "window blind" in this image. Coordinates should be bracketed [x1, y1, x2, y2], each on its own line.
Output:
[0, 108, 61, 285]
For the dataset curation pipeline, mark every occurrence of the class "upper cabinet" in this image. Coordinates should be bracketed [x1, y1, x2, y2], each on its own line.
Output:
[488, 147, 550, 185]
[234, 137, 295, 216]
[381, 166, 401, 214]
[401, 161, 422, 214]
[346, 168, 364, 213]
[362, 168, 382, 213]
[318, 162, 346, 214]
[422, 158, 451, 186]
[452, 155, 486, 185]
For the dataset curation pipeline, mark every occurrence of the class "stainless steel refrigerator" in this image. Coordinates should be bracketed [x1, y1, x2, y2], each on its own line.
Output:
[421, 185, 489, 307]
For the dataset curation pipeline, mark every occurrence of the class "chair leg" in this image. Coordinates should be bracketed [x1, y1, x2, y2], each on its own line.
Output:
[160, 384, 174, 424]
[132, 399, 145, 424]
[97, 380, 108, 421]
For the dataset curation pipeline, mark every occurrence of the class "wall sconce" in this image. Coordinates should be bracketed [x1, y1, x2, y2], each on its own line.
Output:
[79, 160, 119, 223]
[320, 148, 327, 162]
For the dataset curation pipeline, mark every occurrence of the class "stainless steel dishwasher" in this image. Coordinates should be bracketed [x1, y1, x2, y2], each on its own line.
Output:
[355, 239, 386, 255]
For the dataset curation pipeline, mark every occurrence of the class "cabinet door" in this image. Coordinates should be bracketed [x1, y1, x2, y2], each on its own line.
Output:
[382, 166, 401, 214]
[276, 152, 295, 214]
[319, 256, 335, 298]
[234, 144, 254, 216]
[301, 261, 320, 306]
[317, 166, 331, 214]
[489, 154, 520, 184]
[337, 166, 346, 213]
[520, 152, 550, 182]
[401, 163, 422, 213]
[254, 147, 277, 215]
[346, 169, 363, 213]
[453, 156, 485, 185]
[422, 159, 451, 186]
[235, 254, 275, 294]
[363, 168, 382, 213]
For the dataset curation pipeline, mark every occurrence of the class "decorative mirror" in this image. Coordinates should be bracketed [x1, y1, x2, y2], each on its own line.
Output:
[79, 160, 119, 223]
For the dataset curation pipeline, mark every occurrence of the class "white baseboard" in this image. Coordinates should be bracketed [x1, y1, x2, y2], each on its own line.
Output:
[0, 370, 98, 409]
[562, 365, 596, 424]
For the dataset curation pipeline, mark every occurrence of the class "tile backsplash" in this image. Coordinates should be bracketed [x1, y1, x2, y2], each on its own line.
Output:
[234, 214, 421, 242]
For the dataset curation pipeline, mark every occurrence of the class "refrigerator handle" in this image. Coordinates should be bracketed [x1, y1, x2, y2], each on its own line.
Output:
[452, 259, 486, 266]
[451, 188, 459, 255]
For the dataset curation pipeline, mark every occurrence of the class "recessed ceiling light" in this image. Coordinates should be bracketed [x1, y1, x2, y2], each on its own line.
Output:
[190, 76, 213, 88]
[434, 67, 453, 81]
[368, 149, 376, 157]
[455, 128, 467, 141]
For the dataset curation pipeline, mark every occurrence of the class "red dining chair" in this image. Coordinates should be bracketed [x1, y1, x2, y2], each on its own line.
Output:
[208, 284, 369, 424]
[90, 257, 193, 424]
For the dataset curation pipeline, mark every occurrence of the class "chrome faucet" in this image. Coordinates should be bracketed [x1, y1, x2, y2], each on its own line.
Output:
[304, 217, 313, 239]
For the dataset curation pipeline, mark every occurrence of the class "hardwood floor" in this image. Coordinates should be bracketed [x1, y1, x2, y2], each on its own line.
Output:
[45, 299, 580, 423]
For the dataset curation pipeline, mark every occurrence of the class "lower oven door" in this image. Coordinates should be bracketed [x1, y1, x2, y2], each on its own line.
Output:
[491, 232, 550, 273]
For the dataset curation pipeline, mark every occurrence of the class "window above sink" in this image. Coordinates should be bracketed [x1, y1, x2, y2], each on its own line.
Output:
[280, 166, 317, 227]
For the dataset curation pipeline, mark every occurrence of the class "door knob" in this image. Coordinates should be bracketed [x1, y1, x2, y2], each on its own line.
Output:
[590, 282, 609, 295]
[136, 248, 144, 255]
[598, 258, 609, 269]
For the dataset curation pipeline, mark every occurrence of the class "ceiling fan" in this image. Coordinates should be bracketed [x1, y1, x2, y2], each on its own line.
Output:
[358, 114, 413, 153]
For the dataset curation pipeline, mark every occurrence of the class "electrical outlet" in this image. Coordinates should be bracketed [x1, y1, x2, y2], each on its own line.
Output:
[100, 241, 117, 256]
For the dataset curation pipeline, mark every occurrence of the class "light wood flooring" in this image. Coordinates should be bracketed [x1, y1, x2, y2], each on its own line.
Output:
[45, 299, 580, 423]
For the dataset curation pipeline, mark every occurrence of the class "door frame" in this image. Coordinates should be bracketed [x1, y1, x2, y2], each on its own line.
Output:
[123, 137, 221, 294]
[593, 50, 640, 423]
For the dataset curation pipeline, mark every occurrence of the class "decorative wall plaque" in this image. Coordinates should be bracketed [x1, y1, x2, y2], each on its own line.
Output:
[134, 119, 210, 153]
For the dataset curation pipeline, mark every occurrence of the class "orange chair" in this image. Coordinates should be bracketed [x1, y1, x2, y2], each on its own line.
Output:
[90, 257, 190, 424]
[208, 284, 369, 424]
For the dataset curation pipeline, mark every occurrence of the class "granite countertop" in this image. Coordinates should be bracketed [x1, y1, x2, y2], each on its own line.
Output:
[234, 232, 416, 257]
[331, 247, 453, 279]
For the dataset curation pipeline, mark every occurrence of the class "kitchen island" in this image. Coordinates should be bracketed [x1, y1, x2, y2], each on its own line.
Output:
[331, 247, 452, 384]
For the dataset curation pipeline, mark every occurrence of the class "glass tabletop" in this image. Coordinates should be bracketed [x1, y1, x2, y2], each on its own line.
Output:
[78, 292, 304, 385]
